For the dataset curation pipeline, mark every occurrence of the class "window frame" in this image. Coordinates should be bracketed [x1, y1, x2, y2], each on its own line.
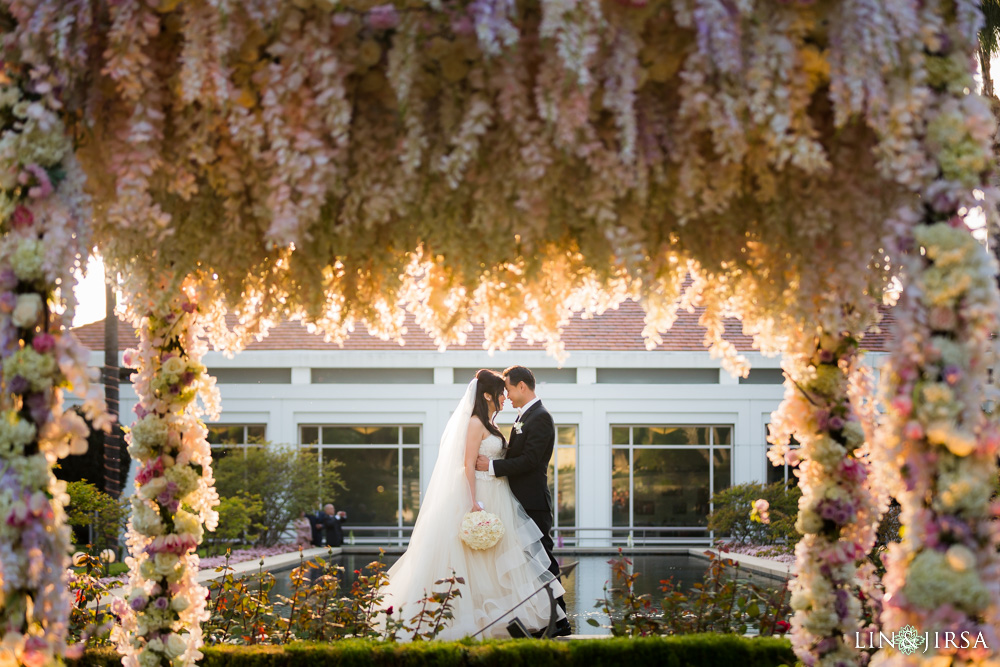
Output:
[298, 424, 422, 540]
[207, 424, 267, 460]
[610, 424, 733, 540]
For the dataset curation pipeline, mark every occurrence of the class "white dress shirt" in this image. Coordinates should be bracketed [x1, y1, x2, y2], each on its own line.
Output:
[487, 397, 540, 476]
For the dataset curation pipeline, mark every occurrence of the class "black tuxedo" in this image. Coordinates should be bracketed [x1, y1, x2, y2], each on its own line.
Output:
[492, 400, 569, 629]
[493, 401, 555, 513]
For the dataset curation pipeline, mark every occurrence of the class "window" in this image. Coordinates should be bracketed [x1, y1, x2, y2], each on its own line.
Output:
[765, 424, 799, 488]
[498, 424, 578, 529]
[299, 425, 420, 530]
[611, 425, 732, 538]
[207, 424, 266, 463]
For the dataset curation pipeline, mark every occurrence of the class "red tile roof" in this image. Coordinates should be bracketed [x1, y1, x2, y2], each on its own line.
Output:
[72, 300, 894, 353]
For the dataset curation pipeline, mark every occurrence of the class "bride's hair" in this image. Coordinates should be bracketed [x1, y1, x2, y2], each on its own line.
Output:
[473, 369, 507, 447]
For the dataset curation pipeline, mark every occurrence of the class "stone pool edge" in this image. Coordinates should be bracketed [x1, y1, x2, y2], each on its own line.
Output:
[687, 548, 792, 581]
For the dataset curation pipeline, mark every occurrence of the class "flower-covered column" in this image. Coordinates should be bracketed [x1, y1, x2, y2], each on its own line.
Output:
[871, 1, 1000, 663]
[113, 283, 220, 667]
[0, 68, 111, 664]
[875, 225, 1000, 662]
[769, 329, 884, 666]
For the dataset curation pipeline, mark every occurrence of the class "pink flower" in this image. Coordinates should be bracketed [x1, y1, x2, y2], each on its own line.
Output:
[22, 637, 49, 667]
[10, 205, 34, 229]
[31, 333, 56, 353]
[891, 394, 913, 417]
[368, 4, 399, 30]
[20, 164, 53, 199]
[903, 420, 924, 441]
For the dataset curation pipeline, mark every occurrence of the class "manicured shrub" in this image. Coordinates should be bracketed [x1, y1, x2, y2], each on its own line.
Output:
[72, 635, 796, 667]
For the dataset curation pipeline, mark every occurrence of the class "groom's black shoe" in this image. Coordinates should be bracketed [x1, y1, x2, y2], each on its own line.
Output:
[529, 619, 572, 638]
[551, 619, 573, 638]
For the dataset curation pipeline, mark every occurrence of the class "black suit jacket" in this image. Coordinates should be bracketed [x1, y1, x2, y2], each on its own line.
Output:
[320, 514, 346, 547]
[492, 401, 554, 513]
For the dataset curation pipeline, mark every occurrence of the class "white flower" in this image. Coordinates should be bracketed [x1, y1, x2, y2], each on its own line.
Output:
[12, 293, 43, 328]
[138, 648, 160, 667]
[139, 476, 168, 501]
[164, 634, 187, 658]
[513, 421, 523, 434]
[161, 356, 186, 380]
[129, 415, 169, 459]
[460, 510, 505, 550]
[10, 238, 45, 282]
[153, 552, 180, 578]
[170, 596, 190, 613]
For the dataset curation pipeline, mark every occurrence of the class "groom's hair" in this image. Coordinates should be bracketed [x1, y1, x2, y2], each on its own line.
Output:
[503, 365, 535, 391]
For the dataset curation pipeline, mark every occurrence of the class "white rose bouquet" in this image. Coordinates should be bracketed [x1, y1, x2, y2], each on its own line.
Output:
[460, 510, 505, 550]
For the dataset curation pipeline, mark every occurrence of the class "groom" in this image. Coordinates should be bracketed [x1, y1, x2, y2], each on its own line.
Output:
[476, 365, 572, 637]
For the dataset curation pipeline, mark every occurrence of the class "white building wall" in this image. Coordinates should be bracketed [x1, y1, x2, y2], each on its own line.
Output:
[86, 348, 888, 545]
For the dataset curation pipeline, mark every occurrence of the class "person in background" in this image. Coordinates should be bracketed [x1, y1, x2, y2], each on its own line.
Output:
[322, 503, 347, 547]
[293, 510, 312, 547]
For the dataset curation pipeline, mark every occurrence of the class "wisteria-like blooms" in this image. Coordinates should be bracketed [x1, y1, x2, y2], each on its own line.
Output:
[111, 284, 221, 667]
[0, 0, 914, 369]
[0, 64, 111, 665]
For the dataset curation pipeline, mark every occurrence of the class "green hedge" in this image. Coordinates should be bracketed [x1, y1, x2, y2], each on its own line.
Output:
[75, 635, 795, 667]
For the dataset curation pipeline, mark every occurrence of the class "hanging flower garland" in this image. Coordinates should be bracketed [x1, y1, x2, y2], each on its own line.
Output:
[0, 65, 111, 665]
[871, 0, 1000, 663]
[112, 283, 220, 667]
[768, 328, 884, 667]
[2, 0, 909, 368]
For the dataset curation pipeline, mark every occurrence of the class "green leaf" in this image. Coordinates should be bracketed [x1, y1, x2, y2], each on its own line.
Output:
[586, 618, 600, 627]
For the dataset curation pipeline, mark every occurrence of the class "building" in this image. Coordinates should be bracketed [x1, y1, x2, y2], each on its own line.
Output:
[73, 301, 892, 546]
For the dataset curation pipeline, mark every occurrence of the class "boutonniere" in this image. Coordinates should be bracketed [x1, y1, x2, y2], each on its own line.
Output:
[513, 421, 523, 434]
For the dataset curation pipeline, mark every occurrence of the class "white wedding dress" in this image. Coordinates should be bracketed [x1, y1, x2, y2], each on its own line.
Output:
[379, 381, 565, 640]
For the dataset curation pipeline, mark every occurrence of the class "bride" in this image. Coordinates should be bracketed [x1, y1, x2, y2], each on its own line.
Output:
[379, 369, 565, 639]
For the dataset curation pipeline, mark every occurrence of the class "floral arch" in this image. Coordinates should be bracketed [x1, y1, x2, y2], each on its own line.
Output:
[1, 0, 998, 665]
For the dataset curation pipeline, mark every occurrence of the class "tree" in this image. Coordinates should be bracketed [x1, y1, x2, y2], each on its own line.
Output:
[213, 444, 346, 546]
[981, 1, 1000, 97]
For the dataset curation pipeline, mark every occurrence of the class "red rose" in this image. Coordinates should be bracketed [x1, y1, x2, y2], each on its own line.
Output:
[10, 205, 33, 229]
[774, 620, 791, 635]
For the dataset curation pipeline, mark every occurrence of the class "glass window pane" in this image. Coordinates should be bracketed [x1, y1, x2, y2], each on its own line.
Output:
[633, 448, 710, 527]
[247, 425, 266, 442]
[323, 426, 399, 445]
[713, 448, 731, 496]
[324, 448, 398, 526]
[611, 427, 630, 445]
[612, 448, 630, 526]
[557, 447, 576, 527]
[402, 426, 420, 444]
[557, 426, 577, 445]
[301, 426, 319, 445]
[401, 449, 420, 525]
[713, 427, 732, 446]
[207, 425, 244, 445]
[633, 426, 709, 445]
[765, 445, 785, 486]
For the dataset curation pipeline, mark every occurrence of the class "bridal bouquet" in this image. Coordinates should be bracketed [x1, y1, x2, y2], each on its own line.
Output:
[460, 510, 505, 550]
